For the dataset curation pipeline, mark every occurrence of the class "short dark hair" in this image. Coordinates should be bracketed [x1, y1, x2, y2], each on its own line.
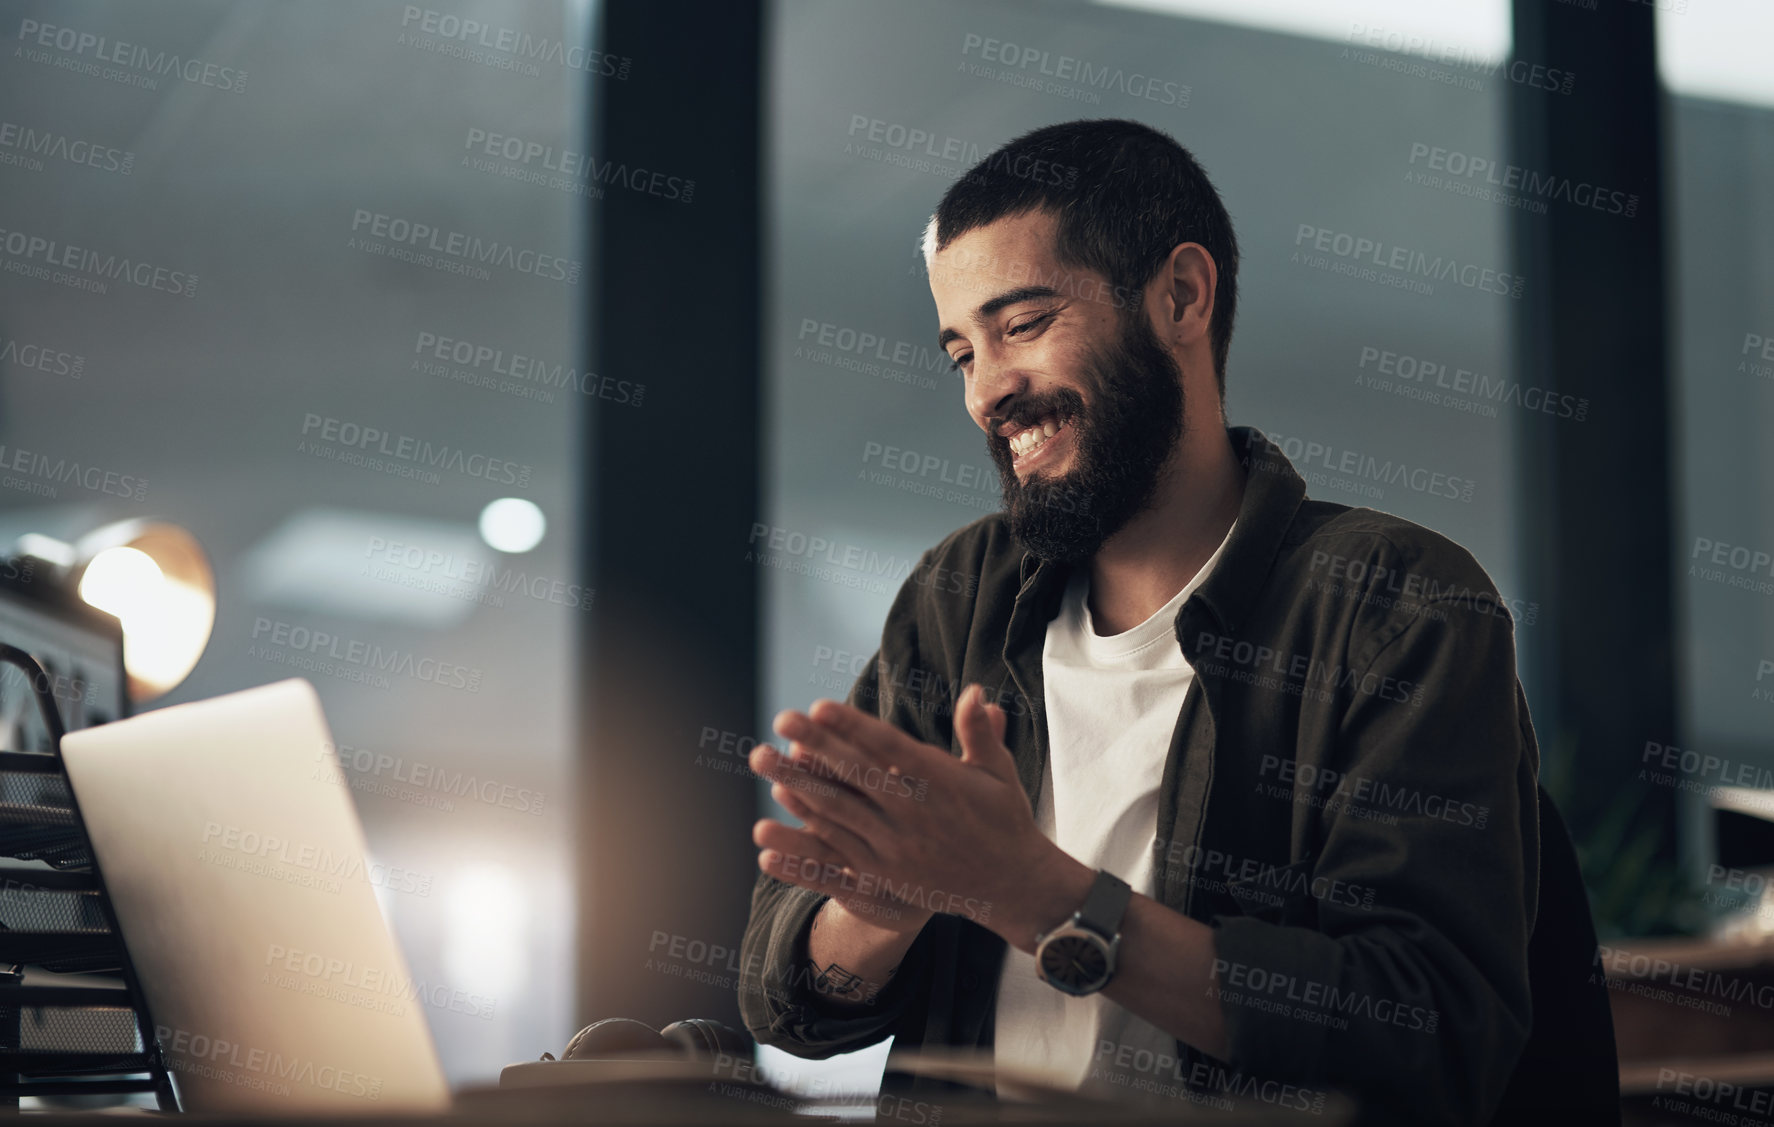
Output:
[925, 119, 1240, 400]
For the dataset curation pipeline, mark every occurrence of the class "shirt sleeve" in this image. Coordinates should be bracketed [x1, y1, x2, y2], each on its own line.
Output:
[1208, 596, 1540, 1126]
[737, 850, 934, 1058]
[737, 550, 950, 1058]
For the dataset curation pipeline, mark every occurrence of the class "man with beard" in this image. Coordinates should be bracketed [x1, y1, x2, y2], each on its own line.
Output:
[737, 120, 1599, 1125]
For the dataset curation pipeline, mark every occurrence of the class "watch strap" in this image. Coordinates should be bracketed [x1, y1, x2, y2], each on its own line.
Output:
[1075, 869, 1132, 940]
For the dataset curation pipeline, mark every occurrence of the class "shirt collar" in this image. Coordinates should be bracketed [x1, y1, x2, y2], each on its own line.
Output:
[1014, 425, 1307, 636]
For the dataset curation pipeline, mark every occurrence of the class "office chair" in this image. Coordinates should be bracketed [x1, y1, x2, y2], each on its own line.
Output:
[1489, 785, 1621, 1124]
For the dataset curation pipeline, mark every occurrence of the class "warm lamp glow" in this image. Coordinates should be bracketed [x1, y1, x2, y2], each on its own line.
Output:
[72, 522, 217, 700]
[77, 541, 216, 697]
[77, 546, 165, 617]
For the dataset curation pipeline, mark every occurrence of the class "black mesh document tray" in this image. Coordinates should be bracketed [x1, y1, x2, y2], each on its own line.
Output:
[0, 643, 175, 1110]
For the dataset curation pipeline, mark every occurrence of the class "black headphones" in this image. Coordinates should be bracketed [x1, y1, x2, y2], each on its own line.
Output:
[550, 1017, 752, 1062]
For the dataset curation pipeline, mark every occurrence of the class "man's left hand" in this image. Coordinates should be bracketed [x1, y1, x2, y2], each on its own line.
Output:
[749, 682, 1081, 945]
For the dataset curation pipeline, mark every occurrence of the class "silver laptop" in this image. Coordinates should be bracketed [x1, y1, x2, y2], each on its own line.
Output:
[60, 678, 451, 1113]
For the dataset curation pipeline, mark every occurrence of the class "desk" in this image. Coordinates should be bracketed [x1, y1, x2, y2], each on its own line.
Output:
[23, 1089, 1357, 1126]
[29, 1065, 1358, 1126]
[478, 1059, 1358, 1125]
[1605, 934, 1774, 1124]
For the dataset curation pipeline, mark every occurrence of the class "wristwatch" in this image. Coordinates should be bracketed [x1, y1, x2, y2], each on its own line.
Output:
[1033, 869, 1132, 996]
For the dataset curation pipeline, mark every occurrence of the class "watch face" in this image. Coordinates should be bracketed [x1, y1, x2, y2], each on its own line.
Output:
[1038, 933, 1110, 994]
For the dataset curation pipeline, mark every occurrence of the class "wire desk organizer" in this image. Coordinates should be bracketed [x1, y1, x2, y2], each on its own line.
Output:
[0, 642, 177, 1110]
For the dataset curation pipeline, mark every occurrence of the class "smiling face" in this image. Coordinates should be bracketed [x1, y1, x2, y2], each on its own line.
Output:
[930, 209, 1187, 563]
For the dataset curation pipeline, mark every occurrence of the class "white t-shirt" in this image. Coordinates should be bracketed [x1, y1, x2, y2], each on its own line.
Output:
[993, 523, 1235, 1097]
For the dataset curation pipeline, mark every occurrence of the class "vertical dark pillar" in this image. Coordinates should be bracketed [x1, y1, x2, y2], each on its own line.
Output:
[578, 0, 763, 1027]
[1510, 0, 1680, 915]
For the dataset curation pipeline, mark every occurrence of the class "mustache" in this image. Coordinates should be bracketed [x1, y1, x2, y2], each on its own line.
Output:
[985, 389, 1084, 439]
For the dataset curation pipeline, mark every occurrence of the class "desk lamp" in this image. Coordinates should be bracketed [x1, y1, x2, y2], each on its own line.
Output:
[13, 519, 215, 702]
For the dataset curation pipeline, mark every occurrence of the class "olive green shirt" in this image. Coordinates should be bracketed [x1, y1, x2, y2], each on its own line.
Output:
[738, 425, 1540, 1125]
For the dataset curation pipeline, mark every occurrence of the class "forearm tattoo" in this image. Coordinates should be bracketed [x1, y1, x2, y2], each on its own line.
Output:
[809, 958, 897, 1004]
[809, 913, 898, 1004]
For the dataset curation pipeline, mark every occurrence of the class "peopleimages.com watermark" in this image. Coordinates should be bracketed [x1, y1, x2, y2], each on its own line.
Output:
[844, 113, 1079, 186]
[156, 1025, 379, 1101]
[746, 522, 978, 600]
[1702, 864, 1774, 924]
[1189, 628, 1425, 709]
[1688, 535, 1774, 598]
[13, 18, 247, 94]
[314, 738, 544, 818]
[1210, 959, 1439, 1035]
[696, 718, 932, 808]
[694, 724, 788, 782]
[772, 856, 989, 926]
[645, 927, 912, 1004]
[0, 119, 133, 176]
[1648, 1067, 1774, 1127]
[1339, 23, 1573, 96]
[793, 316, 956, 393]
[263, 943, 494, 1021]
[1252, 429, 1477, 505]
[1637, 738, 1774, 803]
[917, 244, 1145, 316]
[1593, 943, 1766, 1020]
[1740, 331, 1774, 382]
[396, 6, 630, 80]
[1153, 836, 1379, 913]
[806, 644, 908, 698]
[460, 126, 692, 203]
[694, 722, 851, 802]
[0, 627, 109, 714]
[1256, 755, 1490, 830]
[1352, 344, 1586, 424]
[855, 437, 1073, 518]
[0, 873, 74, 907]
[1404, 142, 1636, 219]
[0, 332, 85, 380]
[1089, 1037, 1329, 1116]
[860, 441, 996, 492]
[710, 1053, 947, 1125]
[347, 209, 581, 285]
[819, 648, 1043, 725]
[1552, 0, 1690, 14]
[297, 413, 532, 490]
[361, 535, 592, 615]
[1292, 224, 1524, 300]
[958, 31, 1190, 109]
[0, 442, 146, 503]
[1304, 548, 1537, 627]
[248, 616, 483, 695]
[198, 821, 432, 898]
[0, 224, 197, 297]
[410, 329, 642, 407]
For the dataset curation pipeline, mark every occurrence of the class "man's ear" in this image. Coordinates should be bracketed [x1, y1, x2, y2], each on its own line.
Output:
[1158, 242, 1217, 348]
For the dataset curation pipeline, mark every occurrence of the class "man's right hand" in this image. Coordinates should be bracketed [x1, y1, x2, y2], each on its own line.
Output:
[750, 745, 935, 1007]
[749, 737, 940, 929]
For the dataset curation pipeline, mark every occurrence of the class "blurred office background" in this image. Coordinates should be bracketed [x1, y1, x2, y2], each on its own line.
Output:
[0, 0, 1768, 1112]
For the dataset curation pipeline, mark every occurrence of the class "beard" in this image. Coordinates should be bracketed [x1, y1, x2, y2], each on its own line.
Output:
[985, 311, 1186, 564]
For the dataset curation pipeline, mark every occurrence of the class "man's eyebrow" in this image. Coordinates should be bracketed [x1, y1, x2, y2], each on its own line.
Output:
[937, 285, 1064, 350]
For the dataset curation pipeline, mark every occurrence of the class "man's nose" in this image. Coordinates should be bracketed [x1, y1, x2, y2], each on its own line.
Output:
[964, 359, 1024, 431]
